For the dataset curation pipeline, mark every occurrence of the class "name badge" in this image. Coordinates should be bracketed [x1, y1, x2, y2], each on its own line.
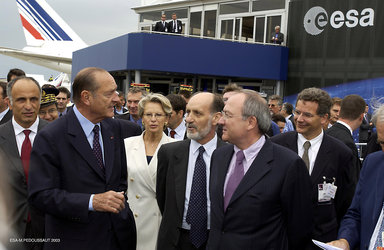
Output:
[318, 177, 337, 202]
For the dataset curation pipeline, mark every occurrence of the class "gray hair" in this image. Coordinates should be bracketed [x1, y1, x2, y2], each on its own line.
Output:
[241, 89, 271, 134]
[372, 104, 384, 126]
[138, 93, 172, 118]
[7, 76, 41, 105]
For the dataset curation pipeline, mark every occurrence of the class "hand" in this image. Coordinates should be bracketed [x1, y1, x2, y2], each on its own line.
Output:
[327, 239, 350, 250]
[93, 191, 125, 213]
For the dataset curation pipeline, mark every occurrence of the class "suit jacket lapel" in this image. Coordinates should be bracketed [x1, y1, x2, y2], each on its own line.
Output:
[67, 111, 105, 181]
[101, 120, 114, 182]
[174, 140, 191, 217]
[227, 140, 272, 209]
[311, 135, 332, 183]
[217, 145, 234, 212]
[0, 121, 25, 177]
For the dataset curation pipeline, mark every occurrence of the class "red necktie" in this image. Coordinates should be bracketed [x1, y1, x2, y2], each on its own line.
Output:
[170, 130, 176, 138]
[21, 130, 32, 183]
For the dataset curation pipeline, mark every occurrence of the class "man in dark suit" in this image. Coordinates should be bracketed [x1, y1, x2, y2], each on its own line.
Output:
[208, 90, 313, 249]
[116, 87, 146, 130]
[165, 93, 187, 140]
[157, 92, 225, 250]
[168, 13, 182, 34]
[271, 88, 356, 248]
[56, 87, 71, 117]
[326, 94, 366, 182]
[0, 81, 12, 125]
[28, 67, 139, 250]
[154, 14, 168, 32]
[0, 77, 48, 249]
[328, 105, 384, 249]
[360, 103, 374, 156]
[270, 25, 284, 45]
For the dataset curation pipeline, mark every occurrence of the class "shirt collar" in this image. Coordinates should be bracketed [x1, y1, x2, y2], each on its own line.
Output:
[73, 105, 100, 137]
[298, 130, 324, 147]
[12, 116, 39, 135]
[173, 120, 186, 135]
[233, 135, 266, 162]
[336, 120, 353, 135]
[190, 134, 218, 157]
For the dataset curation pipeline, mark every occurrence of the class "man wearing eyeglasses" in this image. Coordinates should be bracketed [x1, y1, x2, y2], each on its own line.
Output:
[157, 92, 225, 250]
[271, 87, 356, 249]
[328, 105, 384, 249]
[208, 89, 313, 249]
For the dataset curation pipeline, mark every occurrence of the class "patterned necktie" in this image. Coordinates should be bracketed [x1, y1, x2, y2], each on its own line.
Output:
[224, 150, 245, 211]
[373, 203, 384, 248]
[170, 130, 176, 138]
[92, 125, 104, 173]
[186, 146, 207, 248]
[302, 141, 311, 171]
[21, 130, 32, 183]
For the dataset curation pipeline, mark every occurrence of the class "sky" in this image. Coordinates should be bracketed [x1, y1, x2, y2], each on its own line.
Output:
[0, 0, 141, 80]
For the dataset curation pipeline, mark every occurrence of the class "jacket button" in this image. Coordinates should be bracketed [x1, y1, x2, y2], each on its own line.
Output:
[136, 195, 140, 199]
[130, 178, 134, 182]
[134, 213, 138, 217]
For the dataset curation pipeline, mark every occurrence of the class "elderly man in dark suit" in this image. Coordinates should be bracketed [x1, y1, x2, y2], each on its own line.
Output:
[0, 77, 48, 249]
[326, 94, 366, 182]
[208, 90, 313, 249]
[157, 92, 225, 250]
[28, 67, 140, 250]
[271, 88, 356, 249]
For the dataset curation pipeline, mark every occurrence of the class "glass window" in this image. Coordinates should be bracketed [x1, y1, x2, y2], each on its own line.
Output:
[221, 19, 234, 39]
[241, 16, 254, 42]
[164, 9, 188, 19]
[140, 11, 162, 22]
[265, 15, 281, 43]
[255, 17, 265, 42]
[235, 18, 241, 40]
[190, 12, 202, 36]
[252, 0, 285, 12]
[141, 26, 151, 31]
[220, 2, 249, 15]
[203, 10, 217, 38]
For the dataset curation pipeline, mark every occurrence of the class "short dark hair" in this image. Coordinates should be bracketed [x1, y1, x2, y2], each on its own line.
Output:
[0, 82, 7, 98]
[282, 102, 293, 115]
[296, 88, 331, 116]
[332, 97, 342, 106]
[72, 67, 106, 104]
[7, 76, 41, 104]
[166, 93, 186, 114]
[268, 95, 282, 106]
[7, 68, 26, 82]
[211, 93, 224, 114]
[272, 113, 286, 124]
[57, 86, 71, 99]
[222, 83, 242, 95]
[339, 95, 366, 120]
[178, 89, 192, 100]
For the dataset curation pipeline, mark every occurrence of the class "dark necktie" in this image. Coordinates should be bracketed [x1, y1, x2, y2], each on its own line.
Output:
[92, 125, 104, 173]
[173, 20, 176, 31]
[59, 113, 63, 117]
[302, 141, 311, 171]
[186, 146, 207, 248]
[21, 130, 32, 182]
[170, 130, 176, 138]
[224, 150, 245, 211]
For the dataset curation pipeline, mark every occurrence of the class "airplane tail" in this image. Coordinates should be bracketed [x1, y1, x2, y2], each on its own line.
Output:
[16, 0, 87, 50]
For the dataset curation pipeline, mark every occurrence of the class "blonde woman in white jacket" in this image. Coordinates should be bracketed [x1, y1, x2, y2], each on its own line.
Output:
[124, 93, 175, 250]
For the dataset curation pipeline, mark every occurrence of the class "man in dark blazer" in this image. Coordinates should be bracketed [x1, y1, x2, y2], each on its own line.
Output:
[271, 88, 356, 248]
[154, 14, 168, 32]
[0, 77, 48, 249]
[115, 87, 146, 130]
[326, 94, 366, 182]
[328, 105, 384, 249]
[270, 25, 284, 45]
[0, 81, 12, 125]
[28, 67, 139, 250]
[157, 92, 225, 249]
[208, 90, 313, 249]
[165, 94, 187, 140]
[359, 104, 374, 156]
[168, 13, 182, 34]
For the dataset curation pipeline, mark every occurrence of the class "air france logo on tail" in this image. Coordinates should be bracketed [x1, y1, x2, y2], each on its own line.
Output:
[17, 0, 73, 42]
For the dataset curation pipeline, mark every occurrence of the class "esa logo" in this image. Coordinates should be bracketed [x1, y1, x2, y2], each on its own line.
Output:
[304, 6, 375, 35]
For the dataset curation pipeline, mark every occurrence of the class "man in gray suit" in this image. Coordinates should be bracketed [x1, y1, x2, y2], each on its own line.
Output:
[157, 92, 225, 250]
[0, 81, 12, 125]
[0, 77, 47, 248]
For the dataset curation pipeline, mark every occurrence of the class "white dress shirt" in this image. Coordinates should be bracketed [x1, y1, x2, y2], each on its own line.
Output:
[167, 120, 186, 141]
[182, 134, 218, 230]
[12, 116, 39, 156]
[297, 131, 324, 175]
[0, 108, 9, 122]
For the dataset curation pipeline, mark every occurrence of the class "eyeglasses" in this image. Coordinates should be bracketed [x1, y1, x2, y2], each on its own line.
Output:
[39, 108, 58, 115]
[294, 109, 316, 119]
[143, 113, 166, 119]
